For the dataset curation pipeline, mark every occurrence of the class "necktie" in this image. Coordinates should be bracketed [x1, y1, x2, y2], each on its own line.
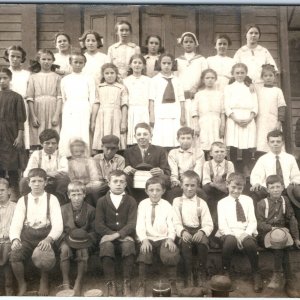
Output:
[151, 203, 157, 225]
[162, 78, 175, 103]
[216, 163, 221, 177]
[49, 155, 51, 160]
[142, 149, 147, 162]
[276, 155, 283, 180]
[236, 198, 246, 222]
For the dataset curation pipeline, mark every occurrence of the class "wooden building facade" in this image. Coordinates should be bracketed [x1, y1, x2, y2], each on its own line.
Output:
[0, 4, 298, 155]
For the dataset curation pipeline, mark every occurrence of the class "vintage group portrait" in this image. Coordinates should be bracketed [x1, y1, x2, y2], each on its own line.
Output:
[0, 2, 299, 298]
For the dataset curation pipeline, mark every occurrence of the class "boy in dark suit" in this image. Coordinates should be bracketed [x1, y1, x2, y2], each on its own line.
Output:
[95, 170, 137, 297]
[124, 122, 171, 202]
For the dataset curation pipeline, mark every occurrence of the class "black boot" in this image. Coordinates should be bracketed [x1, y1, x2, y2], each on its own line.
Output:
[136, 280, 146, 297]
[106, 280, 117, 297]
[123, 279, 131, 297]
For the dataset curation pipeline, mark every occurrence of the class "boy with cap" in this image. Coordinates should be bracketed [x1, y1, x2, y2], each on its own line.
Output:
[173, 170, 213, 288]
[257, 174, 300, 296]
[217, 172, 262, 293]
[93, 135, 125, 199]
[0, 178, 16, 295]
[136, 176, 180, 297]
[9, 168, 63, 296]
[95, 170, 137, 297]
[20, 129, 70, 205]
[58, 181, 97, 296]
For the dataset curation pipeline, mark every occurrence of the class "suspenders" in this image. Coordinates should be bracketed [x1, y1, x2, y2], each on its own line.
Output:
[38, 150, 59, 169]
[209, 160, 228, 181]
[178, 196, 202, 226]
[24, 193, 51, 224]
[264, 196, 286, 218]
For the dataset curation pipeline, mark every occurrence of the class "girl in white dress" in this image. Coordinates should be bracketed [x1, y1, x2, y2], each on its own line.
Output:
[80, 30, 109, 85]
[233, 24, 278, 86]
[175, 32, 208, 127]
[123, 54, 151, 145]
[53, 32, 72, 76]
[224, 63, 258, 174]
[143, 35, 164, 78]
[207, 34, 234, 92]
[4, 45, 30, 150]
[108, 21, 140, 79]
[59, 51, 96, 157]
[150, 53, 185, 148]
[256, 64, 286, 154]
[192, 69, 225, 157]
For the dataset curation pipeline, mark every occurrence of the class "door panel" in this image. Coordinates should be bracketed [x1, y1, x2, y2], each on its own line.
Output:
[84, 5, 139, 53]
[141, 6, 196, 57]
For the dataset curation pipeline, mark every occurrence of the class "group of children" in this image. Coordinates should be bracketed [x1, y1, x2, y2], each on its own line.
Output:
[0, 19, 299, 297]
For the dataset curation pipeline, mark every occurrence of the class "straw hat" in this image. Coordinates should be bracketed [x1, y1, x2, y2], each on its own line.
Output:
[264, 228, 293, 249]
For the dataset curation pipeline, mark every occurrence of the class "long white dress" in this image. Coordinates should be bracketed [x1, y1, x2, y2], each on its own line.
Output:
[59, 72, 96, 157]
[192, 89, 224, 151]
[207, 55, 234, 92]
[123, 74, 151, 145]
[175, 54, 208, 127]
[82, 52, 109, 85]
[233, 45, 278, 85]
[224, 81, 258, 149]
[9, 68, 30, 149]
[150, 73, 185, 147]
[256, 86, 286, 152]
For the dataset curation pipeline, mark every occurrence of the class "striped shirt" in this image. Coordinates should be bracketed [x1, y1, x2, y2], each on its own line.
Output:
[0, 201, 16, 241]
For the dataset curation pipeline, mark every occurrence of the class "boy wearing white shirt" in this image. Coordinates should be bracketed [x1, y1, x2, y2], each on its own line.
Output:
[9, 168, 63, 296]
[218, 172, 262, 293]
[173, 170, 213, 287]
[136, 176, 180, 297]
[20, 129, 70, 205]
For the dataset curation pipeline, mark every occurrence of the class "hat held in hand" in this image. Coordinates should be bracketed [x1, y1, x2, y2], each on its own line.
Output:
[287, 183, 300, 209]
[264, 227, 293, 249]
[66, 228, 92, 249]
[32, 246, 56, 271]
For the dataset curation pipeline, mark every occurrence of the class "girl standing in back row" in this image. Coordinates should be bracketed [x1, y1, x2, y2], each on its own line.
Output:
[27, 49, 62, 149]
[108, 21, 140, 79]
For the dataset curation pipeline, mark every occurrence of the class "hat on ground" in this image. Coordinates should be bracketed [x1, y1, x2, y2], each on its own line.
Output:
[32, 247, 56, 271]
[287, 184, 300, 209]
[66, 228, 92, 249]
[152, 281, 171, 297]
[264, 227, 294, 249]
[135, 162, 153, 171]
[179, 287, 208, 297]
[84, 289, 103, 297]
[159, 244, 180, 265]
[209, 275, 234, 292]
[101, 135, 119, 148]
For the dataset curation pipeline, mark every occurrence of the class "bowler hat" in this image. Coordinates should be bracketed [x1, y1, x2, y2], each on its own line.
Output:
[66, 228, 92, 249]
[159, 244, 180, 265]
[101, 135, 119, 148]
[287, 184, 300, 209]
[264, 227, 293, 249]
[135, 163, 153, 171]
[32, 247, 56, 271]
[152, 282, 171, 297]
[209, 275, 234, 292]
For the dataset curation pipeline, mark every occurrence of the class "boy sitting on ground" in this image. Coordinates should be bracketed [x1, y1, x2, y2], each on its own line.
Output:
[173, 170, 213, 288]
[0, 178, 16, 295]
[9, 168, 63, 296]
[136, 176, 180, 297]
[217, 172, 262, 293]
[95, 170, 137, 297]
[257, 174, 300, 297]
[58, 181, 97, 296]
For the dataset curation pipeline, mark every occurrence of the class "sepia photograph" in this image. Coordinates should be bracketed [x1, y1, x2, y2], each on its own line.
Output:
[0, 2, 300, 297]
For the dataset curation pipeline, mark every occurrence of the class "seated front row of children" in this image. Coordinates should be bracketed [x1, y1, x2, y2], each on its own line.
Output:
[4, 167, 300, 297]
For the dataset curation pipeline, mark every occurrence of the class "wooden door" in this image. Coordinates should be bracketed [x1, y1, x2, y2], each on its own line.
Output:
[84, 5, 139, 53]
[141, 6, 196, 57]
